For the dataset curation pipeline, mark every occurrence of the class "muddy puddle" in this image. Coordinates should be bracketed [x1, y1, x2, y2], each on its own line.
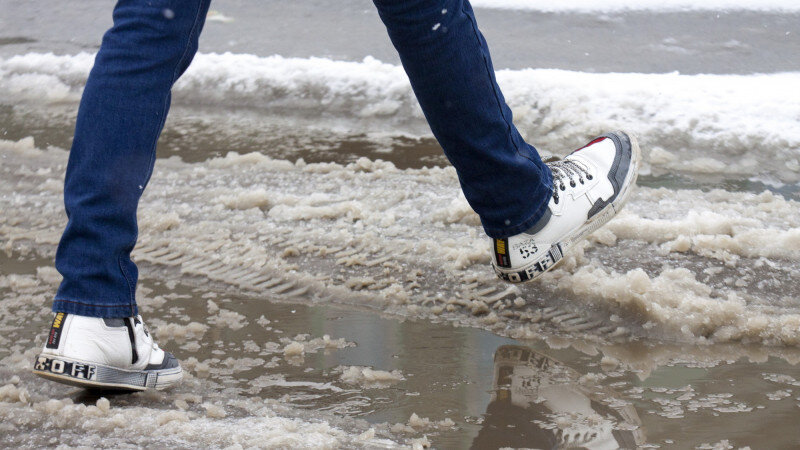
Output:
[2, 250, 799, 448]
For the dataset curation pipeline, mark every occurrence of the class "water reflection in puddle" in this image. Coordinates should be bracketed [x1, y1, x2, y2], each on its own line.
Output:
[112, 274, 800, 448]
[3, 252, 800, 448]
[474, 345, 644, 449]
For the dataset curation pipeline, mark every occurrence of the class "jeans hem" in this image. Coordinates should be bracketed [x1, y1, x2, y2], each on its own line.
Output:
[482, 188, 553, 239]
[52, 298, 137, 318]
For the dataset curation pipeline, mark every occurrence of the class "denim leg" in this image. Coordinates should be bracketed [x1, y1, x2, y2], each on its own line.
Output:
[53, 0, 211, 318]
[372, 0, 552, 238]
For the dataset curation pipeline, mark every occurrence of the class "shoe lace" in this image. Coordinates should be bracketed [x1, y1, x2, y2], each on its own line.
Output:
[546, 158, 592, 204]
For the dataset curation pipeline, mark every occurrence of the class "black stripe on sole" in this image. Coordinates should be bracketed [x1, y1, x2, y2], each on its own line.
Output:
[494, 243, 565, 283]
[33, 354, 182, 391]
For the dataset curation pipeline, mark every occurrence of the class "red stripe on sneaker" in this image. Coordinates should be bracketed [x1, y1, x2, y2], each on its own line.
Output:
[578, 137, 607, 151]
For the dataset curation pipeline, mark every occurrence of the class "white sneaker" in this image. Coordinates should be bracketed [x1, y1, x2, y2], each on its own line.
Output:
[485, 345, 645, 448]
[33, 313, 182, 391]
[492, 131, 640, 283]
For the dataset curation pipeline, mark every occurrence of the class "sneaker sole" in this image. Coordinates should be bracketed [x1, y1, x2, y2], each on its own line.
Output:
[495, 131, 641, 283]
[33, 353, 183, 391]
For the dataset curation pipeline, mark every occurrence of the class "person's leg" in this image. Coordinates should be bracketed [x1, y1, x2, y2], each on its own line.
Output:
[53, 0, 211, 318]
[35, 0, 211, 392]
[373, 0, 640, 284]
[372, 0, 553, 239]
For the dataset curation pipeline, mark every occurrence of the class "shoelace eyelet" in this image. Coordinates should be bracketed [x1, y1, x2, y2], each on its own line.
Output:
[570, 180, 576, 188]
[587, 174, 593, 180]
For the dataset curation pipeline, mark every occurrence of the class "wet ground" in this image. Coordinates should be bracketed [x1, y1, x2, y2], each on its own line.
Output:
[2, 1, 800, 449]
[3, 249, 800, 448]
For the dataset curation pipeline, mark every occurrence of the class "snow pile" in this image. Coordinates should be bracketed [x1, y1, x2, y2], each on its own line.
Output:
[391, 413, 456, 434]
[601, 188, 800, 262]
[558, 266, 800, 345]
[277, 334, 355, 358]
[338, 366, 405, 388]
[2, 53, 800, 181]
[283, 341, 305, 357]
[0, 383, 30, 404]
[0, 381, 401, 448]
[207, 308, 249, 330]
[152, 321, 209, 343]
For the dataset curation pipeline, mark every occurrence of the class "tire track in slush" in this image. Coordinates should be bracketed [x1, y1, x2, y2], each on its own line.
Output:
[2, 137, 800, 346]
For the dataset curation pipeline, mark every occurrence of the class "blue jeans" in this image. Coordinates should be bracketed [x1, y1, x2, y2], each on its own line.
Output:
[54, 0, 553, 318]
